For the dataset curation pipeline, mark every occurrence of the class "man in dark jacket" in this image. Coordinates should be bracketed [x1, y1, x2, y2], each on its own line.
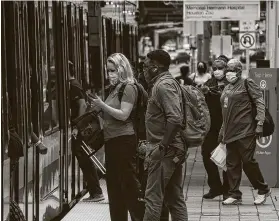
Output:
[201, 55, 230, 200]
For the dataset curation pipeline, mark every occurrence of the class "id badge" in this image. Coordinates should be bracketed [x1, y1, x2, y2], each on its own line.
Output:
[224, 97, 228, 108]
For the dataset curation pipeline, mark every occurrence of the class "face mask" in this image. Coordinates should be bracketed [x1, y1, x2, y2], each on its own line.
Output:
[108, 71, 120, 86]
[226, 71, 239, 83]
[197, 66, 206, 74]
[213, 70, 225, 80]
[109, 78, 119, 86]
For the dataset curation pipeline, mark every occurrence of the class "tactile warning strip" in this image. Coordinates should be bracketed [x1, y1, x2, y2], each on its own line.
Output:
[62, 179, 133, 221]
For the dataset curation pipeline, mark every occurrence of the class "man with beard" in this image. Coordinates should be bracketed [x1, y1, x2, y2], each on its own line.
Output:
[142, 50, 188, 221]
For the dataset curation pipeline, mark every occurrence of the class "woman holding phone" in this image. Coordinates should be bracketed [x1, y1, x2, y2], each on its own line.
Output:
[89, 53, 143, 221]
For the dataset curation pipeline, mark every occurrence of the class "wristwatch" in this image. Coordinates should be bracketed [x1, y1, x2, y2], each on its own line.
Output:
[257, 121, 264, 126]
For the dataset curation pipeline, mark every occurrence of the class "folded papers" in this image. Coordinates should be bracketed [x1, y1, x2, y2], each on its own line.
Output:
[210, 143, 227, 171]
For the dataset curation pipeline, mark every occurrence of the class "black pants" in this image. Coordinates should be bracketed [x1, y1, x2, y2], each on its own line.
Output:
[105, 135, 143, 221]
[226, 135, 269, 199]
[72, 138, 102, 196]
[202, 132, 229, 194]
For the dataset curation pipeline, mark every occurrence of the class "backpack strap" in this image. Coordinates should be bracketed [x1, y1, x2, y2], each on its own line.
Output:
[244, 79, 253, 103]
[118, 83, 128, 102]
[152, 76, 186, 129]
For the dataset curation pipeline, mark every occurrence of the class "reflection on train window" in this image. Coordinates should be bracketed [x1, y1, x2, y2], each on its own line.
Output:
[43, 4, 58, 133]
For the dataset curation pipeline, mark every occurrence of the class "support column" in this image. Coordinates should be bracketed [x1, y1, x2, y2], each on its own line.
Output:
[212, 21, 220, 35]
[266, 0, 279, 68]
[197, 34, 203, 62]
[202, 21, 211, 63]
[221, 21, 229, 35]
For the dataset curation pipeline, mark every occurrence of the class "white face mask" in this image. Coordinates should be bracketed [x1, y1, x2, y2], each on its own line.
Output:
[226, 71, 238, 83]
[213, 70, 225, 80]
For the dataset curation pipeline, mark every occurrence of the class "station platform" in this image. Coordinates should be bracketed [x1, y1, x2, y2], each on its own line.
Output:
[62, 147, 279, 221]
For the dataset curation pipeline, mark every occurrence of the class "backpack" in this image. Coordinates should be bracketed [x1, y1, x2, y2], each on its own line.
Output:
[118, 82, 148, 142]
[179, 84, 211, 147]
[71, 110, 104, 154]
[70, 80, 104, 153]
[244, 79, 274, 137]
[153, 76, 211, 148]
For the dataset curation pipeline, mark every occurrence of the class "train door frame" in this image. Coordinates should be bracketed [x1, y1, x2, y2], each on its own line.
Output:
[1, 2, 11, 220]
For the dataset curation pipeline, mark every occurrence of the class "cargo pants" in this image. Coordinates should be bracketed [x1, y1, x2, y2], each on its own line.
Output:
[143, 144, 188, 221]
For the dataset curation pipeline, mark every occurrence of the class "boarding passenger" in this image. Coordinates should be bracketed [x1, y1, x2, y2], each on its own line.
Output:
[142, 49, 188, 221]
[69, 61, 104, 202]
[90, 53, 143, 221]
[200, 55, 229, 200]
[219, 59, 271, 205]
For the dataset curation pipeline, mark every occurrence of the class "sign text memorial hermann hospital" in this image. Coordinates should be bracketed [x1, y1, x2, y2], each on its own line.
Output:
[184, 1, 260, 21]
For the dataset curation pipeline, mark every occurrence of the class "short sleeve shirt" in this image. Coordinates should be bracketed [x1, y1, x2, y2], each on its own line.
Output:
[103, 82, 137, 141]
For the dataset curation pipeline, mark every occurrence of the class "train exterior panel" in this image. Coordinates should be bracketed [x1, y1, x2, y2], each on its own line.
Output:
[1, 1, 139, 220]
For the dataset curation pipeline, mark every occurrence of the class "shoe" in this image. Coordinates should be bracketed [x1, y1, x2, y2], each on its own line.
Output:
[254, 189, 271, 205]
[222, 197, 242, 205]
[37, 144, 48, 155]
[223, 193, 229, 201]
[83, 194, 105, 202]
[203, 191, 222, 199]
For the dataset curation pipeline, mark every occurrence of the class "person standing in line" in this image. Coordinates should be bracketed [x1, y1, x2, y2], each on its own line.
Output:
[200, 55, 230, 200]
[142, 49, 188, 221]
[176, 65, 193, 86]
[69, 61, 105, 202]
[219, 59, 271, 205]
[90, 53, 143, 221]
[137, 61, 171, 221]
[189, 61, 212, 86]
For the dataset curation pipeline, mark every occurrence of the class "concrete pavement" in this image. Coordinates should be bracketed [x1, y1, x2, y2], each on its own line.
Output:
[62, 147, 279, 221]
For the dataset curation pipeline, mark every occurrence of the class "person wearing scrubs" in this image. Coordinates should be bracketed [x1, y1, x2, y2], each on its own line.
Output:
[219, 59, 271, 205]
[201, 55, 229, 200]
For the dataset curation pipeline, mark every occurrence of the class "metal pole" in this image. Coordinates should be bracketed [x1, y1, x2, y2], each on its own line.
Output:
[123, 1, 126, 24]
[221, 34, 223, 55]
[246, 49, 250, 76]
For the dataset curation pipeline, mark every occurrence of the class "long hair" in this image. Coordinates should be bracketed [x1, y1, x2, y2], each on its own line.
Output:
[107, 53, 135, 84]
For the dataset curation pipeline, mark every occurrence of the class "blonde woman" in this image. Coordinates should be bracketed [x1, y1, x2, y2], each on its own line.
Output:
[90, 53, 143, 221]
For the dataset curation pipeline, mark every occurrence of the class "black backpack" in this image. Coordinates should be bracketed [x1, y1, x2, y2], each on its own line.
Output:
[118, 82, 148, 142]
[244, 79, 274, 137]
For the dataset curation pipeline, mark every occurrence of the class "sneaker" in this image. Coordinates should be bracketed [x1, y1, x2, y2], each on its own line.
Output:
[222, 197, 242, 205]
[254, 189, 271, 205]
[223, 193, 229, 201]
[203, 191, 222, 199]
[83, 194, 105, 202]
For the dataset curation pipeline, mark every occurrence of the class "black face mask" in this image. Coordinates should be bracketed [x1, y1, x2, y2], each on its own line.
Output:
[197, 66, 206, 73]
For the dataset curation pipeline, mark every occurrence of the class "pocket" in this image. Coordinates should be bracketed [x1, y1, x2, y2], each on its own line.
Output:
[149, 145, 163, 161]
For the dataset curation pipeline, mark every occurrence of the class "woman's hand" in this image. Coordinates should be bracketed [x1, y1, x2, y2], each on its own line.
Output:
[72, 128, 78, 137]
[88, 94, 104, 108]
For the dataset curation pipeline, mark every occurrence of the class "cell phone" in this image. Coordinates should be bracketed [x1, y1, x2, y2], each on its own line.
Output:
[88, 92, 97, 99]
